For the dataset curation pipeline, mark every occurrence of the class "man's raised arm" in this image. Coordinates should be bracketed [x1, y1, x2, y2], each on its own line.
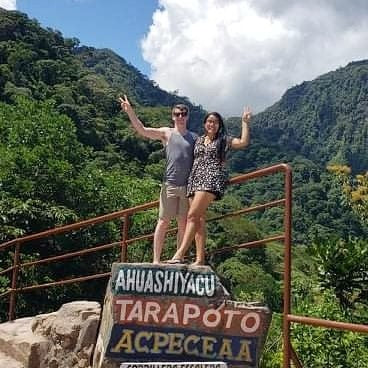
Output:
[119, 95, 168, 142]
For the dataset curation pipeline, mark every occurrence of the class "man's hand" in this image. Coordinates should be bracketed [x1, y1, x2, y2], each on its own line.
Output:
[118, 94, 168, 142]
[118, 94, 131, 113]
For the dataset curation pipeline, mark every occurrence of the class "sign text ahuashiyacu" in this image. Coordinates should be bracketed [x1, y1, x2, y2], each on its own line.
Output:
[112, 267, 216, 298]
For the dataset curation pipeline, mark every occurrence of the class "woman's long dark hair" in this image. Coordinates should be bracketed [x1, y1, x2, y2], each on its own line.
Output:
[203, 112, 228, 161]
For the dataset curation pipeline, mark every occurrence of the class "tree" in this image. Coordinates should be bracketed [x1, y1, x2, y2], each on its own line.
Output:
[327, 164, 368, 224]
[310, 237, 368, 310]
[291, 289, 368, 368]
[0, 97, 88, 238]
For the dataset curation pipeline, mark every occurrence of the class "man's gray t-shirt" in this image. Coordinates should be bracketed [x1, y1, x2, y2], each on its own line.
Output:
[164, 130, 197, 186]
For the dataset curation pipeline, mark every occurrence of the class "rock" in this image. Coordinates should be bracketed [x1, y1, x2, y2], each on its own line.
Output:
[0, 301, 101, 368]
[76, 315, 100, 350]
[0, 316, 49, 368]
[0, 351, 24, 368]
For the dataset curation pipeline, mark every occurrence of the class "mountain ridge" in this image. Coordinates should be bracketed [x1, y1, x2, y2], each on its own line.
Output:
[0, 7, 366, 244]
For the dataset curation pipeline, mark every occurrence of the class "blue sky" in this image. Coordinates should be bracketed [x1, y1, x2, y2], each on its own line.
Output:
[2, 1, 368, 114]
[17, 0, 158, 76]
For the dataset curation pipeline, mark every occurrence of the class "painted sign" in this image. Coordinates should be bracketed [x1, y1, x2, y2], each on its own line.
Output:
[95, 263, 272, 368]
[120, 363, 227, 368]
[112, 265, 219, 298]
[107, 325, 258, 365]
[112, 297, 266, 336]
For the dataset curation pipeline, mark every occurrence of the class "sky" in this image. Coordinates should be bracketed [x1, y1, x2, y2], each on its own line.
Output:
[1, 0, 368, 116]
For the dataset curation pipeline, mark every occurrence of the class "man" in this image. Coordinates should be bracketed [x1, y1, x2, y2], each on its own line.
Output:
[119, 95, 197, 264]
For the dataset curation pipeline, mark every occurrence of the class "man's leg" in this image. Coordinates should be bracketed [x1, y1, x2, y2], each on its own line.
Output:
[176, 193, 190, 250]
[153, 217, 170, 264]
[176, 215, 187, 250]
[154, 183, 175, 264]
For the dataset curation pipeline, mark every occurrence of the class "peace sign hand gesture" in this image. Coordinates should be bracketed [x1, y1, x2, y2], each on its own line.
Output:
[118, 94, 132, 113]
[242, 106, 252, 124]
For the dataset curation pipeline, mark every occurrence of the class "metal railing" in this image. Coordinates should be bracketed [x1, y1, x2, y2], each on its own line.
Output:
[0, 163, 367, 367]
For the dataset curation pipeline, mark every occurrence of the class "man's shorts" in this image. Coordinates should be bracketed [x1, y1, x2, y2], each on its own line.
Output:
[159, 182, 189, 219]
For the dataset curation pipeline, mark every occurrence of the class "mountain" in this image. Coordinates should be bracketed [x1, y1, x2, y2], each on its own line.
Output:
[0, 8, 205, 155]
[253, 60, 368, 173]
[2, 7, 366, 173]
[1, 7, 367, 243]
[222, 60, 368, 245]
[0, 8, 209, 243]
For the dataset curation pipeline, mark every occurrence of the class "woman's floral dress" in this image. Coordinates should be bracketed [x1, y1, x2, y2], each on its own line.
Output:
[187, 135, 231, 200]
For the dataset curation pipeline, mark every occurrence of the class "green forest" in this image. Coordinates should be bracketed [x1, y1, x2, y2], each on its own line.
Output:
[0, 8, 367, 367]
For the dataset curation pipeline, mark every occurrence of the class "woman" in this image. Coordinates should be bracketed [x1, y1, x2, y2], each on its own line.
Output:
[167, 107, 252, 265]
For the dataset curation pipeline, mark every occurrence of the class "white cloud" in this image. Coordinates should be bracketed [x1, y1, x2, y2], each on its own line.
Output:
[142, 0, 368, 115]
[0, 0, 16, 10]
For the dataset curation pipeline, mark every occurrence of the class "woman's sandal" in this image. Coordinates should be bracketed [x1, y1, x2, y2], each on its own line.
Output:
[165, 258, 184, 264]
[190, 261, 205, 267]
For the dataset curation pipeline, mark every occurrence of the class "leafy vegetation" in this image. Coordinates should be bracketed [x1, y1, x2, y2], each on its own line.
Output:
[0, 8, 367, 367]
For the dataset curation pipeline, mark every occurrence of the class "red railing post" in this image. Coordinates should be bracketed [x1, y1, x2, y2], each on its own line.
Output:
[120, 214, 130, 262]
[290, 344, 303, 368]
[283, 166, 292, 368]
[8, 241, 21, 321]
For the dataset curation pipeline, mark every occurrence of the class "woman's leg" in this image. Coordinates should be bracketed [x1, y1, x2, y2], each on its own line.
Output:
[193, 216, 206, 265]
[191, 197, 206, 265]
[171, 191, 215, 262]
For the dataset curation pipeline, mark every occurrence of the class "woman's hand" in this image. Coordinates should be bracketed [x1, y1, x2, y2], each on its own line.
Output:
[242, 106, 252, 124]
[231, 106, 252, 149]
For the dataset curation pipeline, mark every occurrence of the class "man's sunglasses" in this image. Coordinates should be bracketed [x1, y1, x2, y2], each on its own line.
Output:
[173, 111, 188, 117]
